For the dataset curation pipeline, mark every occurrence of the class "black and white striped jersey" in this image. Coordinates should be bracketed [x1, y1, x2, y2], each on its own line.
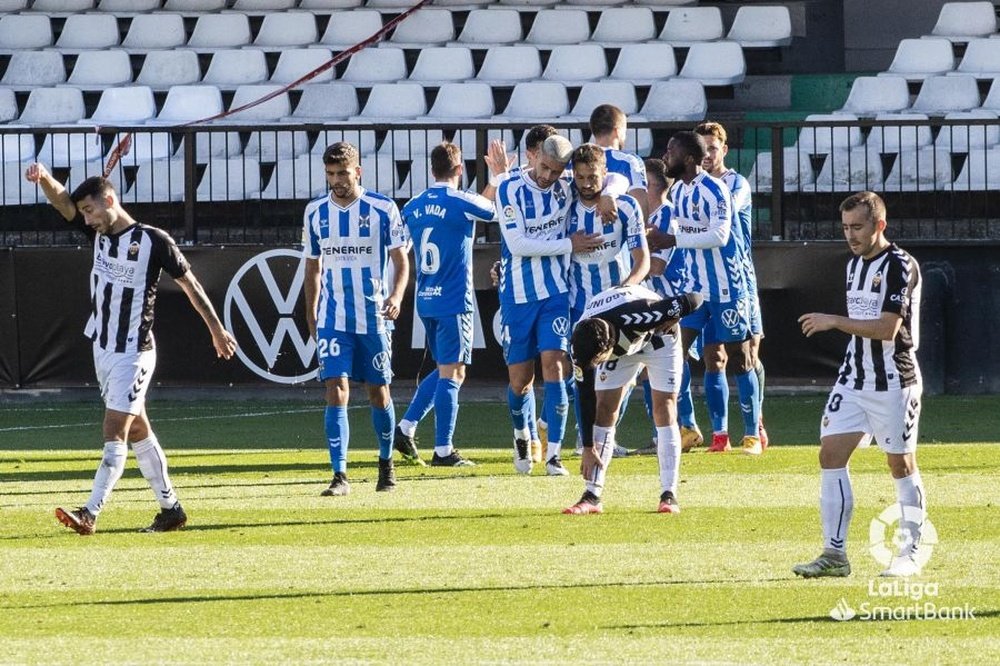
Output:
[836, 243, 921, 391]
[580, 284, 697, 359]
[74, 216, 190, 353]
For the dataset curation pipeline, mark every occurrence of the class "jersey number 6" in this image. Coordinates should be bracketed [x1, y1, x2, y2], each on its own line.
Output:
[419, 228, 440, 275]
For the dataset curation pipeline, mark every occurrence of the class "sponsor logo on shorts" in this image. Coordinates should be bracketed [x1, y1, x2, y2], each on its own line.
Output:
[552, 317, 570, 337]
[721, 308, 741, 329]
[372, 351, 390, 372]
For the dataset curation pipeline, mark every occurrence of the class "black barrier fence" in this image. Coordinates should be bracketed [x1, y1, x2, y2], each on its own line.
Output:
[2, 243, 999, 395]
[3, 118, 1000, 246]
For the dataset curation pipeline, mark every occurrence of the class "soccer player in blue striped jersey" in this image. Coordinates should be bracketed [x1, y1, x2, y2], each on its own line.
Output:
[496, 135, 604, 476]
[303, 142, 409, 497]
[395, 142, 495, 468]
[590, 104, 650, 219]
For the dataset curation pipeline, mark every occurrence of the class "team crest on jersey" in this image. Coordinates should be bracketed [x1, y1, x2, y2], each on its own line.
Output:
[573, 364, 584, 382]
[372, 351, 390, 372]
[358, 215, 371, 229]
[871, 272, 882, 291]
[127, 241, 140, 257]
[823, 416, 830, 427]
[599, 371, 607, 382]
[552, 317, 570, 337]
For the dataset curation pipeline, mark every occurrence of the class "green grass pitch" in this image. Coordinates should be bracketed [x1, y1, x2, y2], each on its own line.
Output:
[1, 395, 998, 665]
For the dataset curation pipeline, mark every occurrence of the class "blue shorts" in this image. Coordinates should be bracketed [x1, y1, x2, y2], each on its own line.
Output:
[316, 328, 393, 385]
[423, 312, 473, 366]
[500, 293, 571, 365]
[680, 297, 753, 345]
[749, 292, 764, 337]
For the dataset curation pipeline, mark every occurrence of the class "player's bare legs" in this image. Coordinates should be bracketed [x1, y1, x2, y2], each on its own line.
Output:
[724, 338, 762, 455]
[676, 327, 704, 452]
[749, 334, 768, 447]
[570, 384, 628, 511]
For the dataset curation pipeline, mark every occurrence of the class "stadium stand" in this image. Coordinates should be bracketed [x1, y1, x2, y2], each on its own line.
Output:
[136, 50, 203, 90]
[882, 147, 954, 192]
[500, 82, 570, 121]
[19, 88, 85, 125]
[319, 10, 383, 48]
[354, 82, 427, 121]
[929, 1, 997, 42]
[727, 5, 793, 48]
[606, 43, 677, 85]
[475, 46, 542, 84]
[542, 45, 609, 84]
[388, 8, 454, 46]
[409, 47, 475, 85]
[452, 9, 522, 46]
[934, 110, 1000, 151]
[253, 11, 319, 47]
[910, 75, 981, 114]
[568, 81, 638, 120]
[865, 113, 934, 153]
[187, 13, 253, 50]
[526, 9, 591, 46]
[203, 49, 269, 88]
[122, 14, 187, 50]
[1, 51, 65, 90]
[0, 14, 52, 51]
[271, 48, 336, 84]
[86, 86, 157, 124]
[839, 76, 911, 116]
[340, 47, 407, 83]
[591, 8, 657, 44]
[882, 38, 956, 80]
[640, 80, 707, 122]
[428, 82, 495, 119]
[678, 41, 747, 86]
[283, 82, 359, 121]
[953, 39, 1000, 80]
[657, 6, 724, 45]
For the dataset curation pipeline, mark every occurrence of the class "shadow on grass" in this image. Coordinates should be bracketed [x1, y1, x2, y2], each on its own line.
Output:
[608, 608, 1000, 629]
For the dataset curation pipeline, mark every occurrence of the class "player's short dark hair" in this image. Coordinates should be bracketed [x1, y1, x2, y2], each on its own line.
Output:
[571, 318, 614, 369]
[645, 158, 668, 190]
[524, 124, 558, 152]
[430, 142, 462, 179]
[70, 176, 116, 204]
[571, 143, 606, 170]
[590, 104, 627, 138]
[322, 141, 359, 167]
[840, 191, 887, 223]
[669, 131, 707, 163]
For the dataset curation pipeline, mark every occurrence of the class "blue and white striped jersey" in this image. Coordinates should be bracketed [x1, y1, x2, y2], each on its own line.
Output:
[605, 148, 647, 192]
[402, 183, 495, 317]
[645, 201, 688, 299]
[671, 171, 749, 303]
[567, 194, 646, 315]
[303, 189, 407, 334]
[496, 172, 574, 305]
[720, 168, 758, 294]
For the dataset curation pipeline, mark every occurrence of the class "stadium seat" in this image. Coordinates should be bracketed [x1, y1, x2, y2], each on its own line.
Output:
[319, 10, 382, 49]
[640, 79, 707, 121]
[1, 51, 66, 90]
[564, 0, 626, 5]
[340, 47, 408, 83]
[271, 49, 335, 85]
[910, 75, 980, 114]
[152, 85, 224, 124]
[300, 0, 363, 7]
[28, 0, 92, 12]
[1, 132, 35, 164]
[108, 131, 175, 165]
[366, 0, 429, 8]
[225, 85, 292, 122]
[0, 89, 17, 123]
[953, 39, 1000, 80]
[380, 128, 446, 160]
[607, 43, 677, 85]
[356, 83, 427, 121]
[568, 81, 637, 119]
[203, 49, 269, 88]
[389, 9, 455, 47]
[453, 9, 522, 46]
[244, 129, 310, 162]
[499, 0, 559, 7]
[865, 113, 933, 153]
[197, 157, 261, 201]
[65, 159, 108, 192]
[358, 154, 398, 196]
[3, 164, 40, 205]
[129, 159, 185, 203]
[37, 130, 103, 168]
[952, 146, 1000, 190]
[313, 128, 378, 155]
[930, 1, 997, 42]
[814, 148, 884, 192]
[934, 110, 1000, 151]
[748, 148, 816, 193]
[839, 76, 910, 116]
[883, 147, 953, 191]
[430, 0, 492, 7]
[797, 113, 863, 154]
[882, 38, 956, 80]
[163, 0, 226, 11]
[232, 0, 297, 9]
[285, 83, 360, 122]
[122, 14, 187, 51]
[66, 50, 133, 89]
[428, 82, 494, 119]
[187, 14, 253, 50]
[658, 7, 724, 46]
[85, 86, 157, 124]
[526, 10, 591, 47]
[981, 78, 1000, 112]
[501, 82, 570, 121]
[19, 88, 85, 125]
[476, 46, 542, 84]
[136, 51, 202, 90]
[542, 45, 608, 84]
[727, 6, 793, 48]
[591, 8, 656, 44]
[95, 0, 160, 11]
[261, 155, 328, 200]
[55, 14, 120, 51]
[253, 12, 318, 48]
[409, 47, 474, 85]
[0, 14, 52, 51]
[0, 0, 28, 10]
[454, 128, 515, 161]
[678, 41, 746, 86]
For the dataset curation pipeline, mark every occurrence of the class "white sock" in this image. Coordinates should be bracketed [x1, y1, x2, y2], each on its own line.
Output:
[85, 441, 127, 516]
[820, 467, 853, 555]
[514, 427, 530, 442]
[656, 425, 681, 495]
[585, 425, 616, 498]
[546, 439, 561, 461]
[398, 419, 417, 438]
[434, 444, 453, 458]
[894, 470, 926, 557]
[132, 434, 178, 509]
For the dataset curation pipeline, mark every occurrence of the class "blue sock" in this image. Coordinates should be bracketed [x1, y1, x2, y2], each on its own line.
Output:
[508, 385, 530, 435]
[526, 388, 538, 440]
[565, 375, 577, 442]
[325, 405, 349, 473]
[735, 369, 761, 438]
[434, 378, 461, 448]
[755, 360, 765, 416]
[371, 402, 395, 460]
[615, 382, 635, 427]
[543, 380, 568, 451]
[677, 361, 696, 428]
[704, 370, 729, 433]
[403, 369, 438, 424]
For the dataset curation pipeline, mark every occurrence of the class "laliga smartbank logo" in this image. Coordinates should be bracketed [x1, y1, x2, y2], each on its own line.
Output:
[828, 505, 975, 622]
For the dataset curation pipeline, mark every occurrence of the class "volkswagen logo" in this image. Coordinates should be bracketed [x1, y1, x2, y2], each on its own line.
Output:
[552, 316, 570, 337]
[720, 308, 741, 329]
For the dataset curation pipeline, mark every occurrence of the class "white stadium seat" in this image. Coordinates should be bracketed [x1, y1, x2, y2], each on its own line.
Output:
[358, 154, 398, 196]
[340, 47, 408, 83]
[409, 47, 474, 85]
[122, 14, 187, 51]
[501, 82, 570, 120]
[814, 148, 884, 192]
[320, 11, 382, 49]
[883, 147, 953, 191]
[108, 131, 176, 165]
[313, 128, 378, 155]
[882, 38, 955, 80]
[300, 0, 363, 8]
[930, 1, 997, 42]
[187, 14, 253, 50]
[203, 50, 269, 88]
[952, 146, 1000, 190]
[542, 45, 608, 84]
[476, 46, 542, 84]
[232, 0, 297, 9]
[0, 0, 28, 10]
[66, 159, 109, 192]
[136, 51, 202, 90]
[1, 51, 65, 90]
[66, 50, 133, 88]
[934, 110, 1000, 151]
[564, 0, 626, 5]
[953, 39, 1000, 79]
[658, 7, 724, 46]
[55, 14, 120, 51]
[380, 128, 446, 160]
[389, 9, 455, 47]
[29, 0, 92, 12]
[865, 113, 933, 153]
[285, 83, 360, 122]
[839, 76, 910, 116]
[197, 157, 261, 201]
[3, 163, 40, 205]
[129, 159, 185, 203]
[748, 148, 816, 193]
[499, 0, 559, 7]
[678, 41, 746, 86]
[356, 83, 427, 121]
[96, 0, 160, 11]
[225, 85, 292, 122]
[37, 130, 103, 167]
[1, 131, 36, 163]
[163, 0, 225, 10]
[244, 129, 310, 162]
[727, 6, 793, 48]
[454, 9, 522, 46]
[797, 113, 863, 154]
[19, 88, 85, 125]
[607, 43, 677, 85]
[85, 86, 157, 124]
[271, 49, 335, 85]
[153, 85, 224, 124]
[910, 75, 980, 114]
[0, 89, 18, 123]
[253, 12, 318, 48]
[526, 10, 591, 47]
[981, 78, 1000, 112]
[569, 81, 637, 119]
[591, 8, 656, 44]
[428, 83, 494, 120]
[640, 79, 706, 121]
[262, 155, 328, 200]
[0, 15, 52, 51]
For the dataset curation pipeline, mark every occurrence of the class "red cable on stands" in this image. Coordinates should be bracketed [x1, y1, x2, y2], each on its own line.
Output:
[103, 0, 432, 177]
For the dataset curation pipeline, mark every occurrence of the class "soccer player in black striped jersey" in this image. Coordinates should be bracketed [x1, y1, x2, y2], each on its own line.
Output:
[794, 192, 926, 579]
[562, 285, 702, 515]
[26, 163, 237, 536]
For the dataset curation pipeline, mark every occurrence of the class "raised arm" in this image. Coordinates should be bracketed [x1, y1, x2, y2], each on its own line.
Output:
[175, 271, 237, 359]
[24, 162, 77, 221]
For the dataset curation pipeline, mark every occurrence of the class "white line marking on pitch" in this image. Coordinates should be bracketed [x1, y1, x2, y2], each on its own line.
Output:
[0, 407, 335, 433]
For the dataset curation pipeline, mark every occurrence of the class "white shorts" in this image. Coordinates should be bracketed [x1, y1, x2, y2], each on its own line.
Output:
[820, 383, 922, 455]
[93, 346, 156, 415]
[595, 333, 682, 394]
